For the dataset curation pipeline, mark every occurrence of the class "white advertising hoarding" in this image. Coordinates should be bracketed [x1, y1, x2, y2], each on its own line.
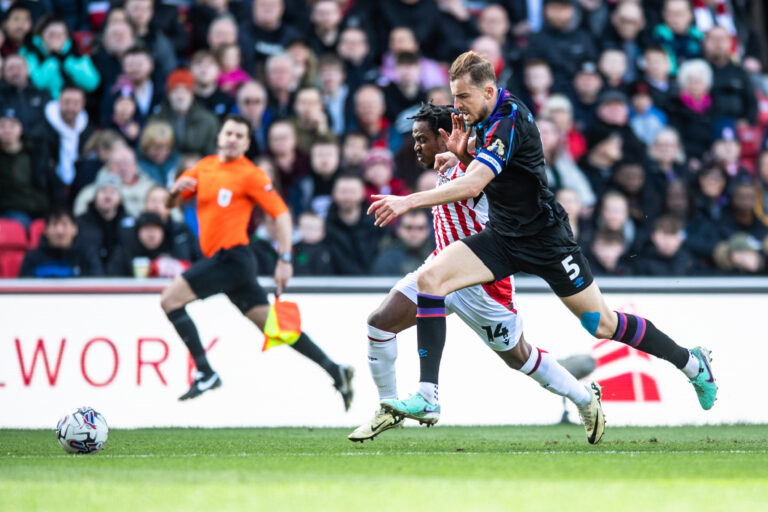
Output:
[0, 288, 765, 428]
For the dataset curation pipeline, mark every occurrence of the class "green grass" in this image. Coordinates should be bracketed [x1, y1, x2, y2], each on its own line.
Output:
[1, 425, 767, 512]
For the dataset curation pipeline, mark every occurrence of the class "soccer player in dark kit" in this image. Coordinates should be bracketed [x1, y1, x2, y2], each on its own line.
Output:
[369, 52, 717, 434]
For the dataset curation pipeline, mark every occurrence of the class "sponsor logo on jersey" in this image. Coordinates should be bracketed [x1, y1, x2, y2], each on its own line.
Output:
[487, 138, 505, 159]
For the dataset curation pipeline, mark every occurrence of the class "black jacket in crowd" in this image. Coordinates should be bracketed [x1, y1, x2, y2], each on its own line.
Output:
[324, 203, 382, 275]
[20, 237, 103, 278]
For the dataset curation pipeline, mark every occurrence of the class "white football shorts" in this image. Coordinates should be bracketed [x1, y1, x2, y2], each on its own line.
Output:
[393, 263, 523, 352]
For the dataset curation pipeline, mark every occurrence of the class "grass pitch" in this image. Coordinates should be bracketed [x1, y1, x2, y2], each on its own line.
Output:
[1, 425, 766, 512]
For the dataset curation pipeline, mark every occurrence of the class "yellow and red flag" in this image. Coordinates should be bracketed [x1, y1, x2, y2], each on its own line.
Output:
[261, 298, 302, 351]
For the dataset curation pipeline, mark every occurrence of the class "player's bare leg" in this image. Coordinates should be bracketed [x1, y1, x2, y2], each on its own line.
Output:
[245, 305, 355, 411]
[560, 281, 717, 410]
[161, 276, 222, 400]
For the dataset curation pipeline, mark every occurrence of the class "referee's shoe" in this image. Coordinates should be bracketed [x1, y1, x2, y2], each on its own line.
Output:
[179, 371, 222, 400]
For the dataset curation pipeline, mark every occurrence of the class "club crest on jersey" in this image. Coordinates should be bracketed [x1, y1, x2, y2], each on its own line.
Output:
[218, 188, 233, 207]
[487, 139, 505, 159]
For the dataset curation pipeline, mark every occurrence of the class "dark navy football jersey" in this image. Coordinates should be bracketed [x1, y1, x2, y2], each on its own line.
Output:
[473, 89, 567, 237]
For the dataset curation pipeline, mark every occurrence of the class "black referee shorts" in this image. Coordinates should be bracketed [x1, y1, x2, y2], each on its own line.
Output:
[462, 222, 594, 297]
[182, 244, 270, 313]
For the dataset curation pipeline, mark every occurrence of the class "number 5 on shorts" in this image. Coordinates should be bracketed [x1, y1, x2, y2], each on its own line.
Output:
[561, 255, 581, 281]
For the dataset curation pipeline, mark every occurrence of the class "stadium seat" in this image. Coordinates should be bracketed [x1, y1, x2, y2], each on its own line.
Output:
[0, 250, 25, 278]
[0, 219, 28, 250]
[28, 219, 46, 249]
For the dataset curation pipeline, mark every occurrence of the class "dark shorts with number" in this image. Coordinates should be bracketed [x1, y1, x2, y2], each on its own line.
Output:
[182, 244, 269, 313]
[462, 221, 594, 297]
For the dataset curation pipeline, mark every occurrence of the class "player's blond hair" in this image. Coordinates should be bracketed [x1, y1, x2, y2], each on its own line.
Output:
[449, 51, 496, 87]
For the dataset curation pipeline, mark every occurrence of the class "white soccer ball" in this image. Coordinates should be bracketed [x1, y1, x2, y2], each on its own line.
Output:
[56, 406, 109, 454]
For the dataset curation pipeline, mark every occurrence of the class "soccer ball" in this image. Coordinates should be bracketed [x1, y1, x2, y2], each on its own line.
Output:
[56, 406, 109, 454]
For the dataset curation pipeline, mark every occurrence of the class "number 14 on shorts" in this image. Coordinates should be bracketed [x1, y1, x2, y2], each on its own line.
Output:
[482, 324, 510, 345]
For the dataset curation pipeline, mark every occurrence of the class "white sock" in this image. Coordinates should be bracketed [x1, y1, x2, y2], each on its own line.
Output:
[682, 350, 700, 379]
[520, 347, 591, 406]
[367, 325, 398, 400]
[418, 381, 439, 404]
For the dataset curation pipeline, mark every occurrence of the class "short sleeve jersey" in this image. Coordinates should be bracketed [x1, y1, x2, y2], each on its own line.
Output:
[180, 155, 288, 257]
[473, 88, 567, 237]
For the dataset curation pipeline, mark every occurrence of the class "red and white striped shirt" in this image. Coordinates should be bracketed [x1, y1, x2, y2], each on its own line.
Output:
[432, 163, 489, 254]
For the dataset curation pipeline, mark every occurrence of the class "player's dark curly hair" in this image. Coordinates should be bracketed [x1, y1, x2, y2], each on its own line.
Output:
[408, 101, 454, 137]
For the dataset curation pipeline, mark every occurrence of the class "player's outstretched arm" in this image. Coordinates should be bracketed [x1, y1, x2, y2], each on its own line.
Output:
[368, 164, 494, 227]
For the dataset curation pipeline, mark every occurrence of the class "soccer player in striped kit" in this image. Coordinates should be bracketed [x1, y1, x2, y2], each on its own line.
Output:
[348, 103, 604, 443]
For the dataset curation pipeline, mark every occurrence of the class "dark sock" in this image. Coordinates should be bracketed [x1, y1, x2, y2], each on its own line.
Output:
[612, 312, 689, 368]
[416, 293, 446, 384]
[290, 332, 340, 383]
[167, 308, 213, 375]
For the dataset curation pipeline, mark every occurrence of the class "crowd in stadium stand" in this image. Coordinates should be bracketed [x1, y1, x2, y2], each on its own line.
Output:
[2, 0, 768, 278]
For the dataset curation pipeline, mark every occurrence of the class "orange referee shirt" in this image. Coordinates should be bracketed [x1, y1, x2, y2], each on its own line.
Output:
[180, 155, 288, 257]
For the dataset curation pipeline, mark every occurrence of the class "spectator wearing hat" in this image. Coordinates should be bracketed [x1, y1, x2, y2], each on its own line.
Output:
[73, 144, 155, 217]
[579, 123, 623, 200]
[527, 0, 598, 90]
[666, 59, 715, 162]
[76, 172, 135, 268]
[20, 207, 103, 278]
[0, 108, 60, 229]
[20, 15, 100, 99]
[569, 60, 603, 132]
[712, 232, 765, 275]
[711, 122, 751, 181]
[363, 147, 410, 204]
[43, 85, 95, 188]
[148, 69, 219, 156]
[704, 25, 757, 124]
[593, 89, 646, 162]
[628, 80, 668, 146]
[0, 53, 51, 139]
[107, 211, 191, 277]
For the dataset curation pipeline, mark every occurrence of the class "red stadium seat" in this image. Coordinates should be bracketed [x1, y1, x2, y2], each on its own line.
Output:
[0, 250, 25, 277]
[28, 219, 46, 249]
[0, 219, 28, 250]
